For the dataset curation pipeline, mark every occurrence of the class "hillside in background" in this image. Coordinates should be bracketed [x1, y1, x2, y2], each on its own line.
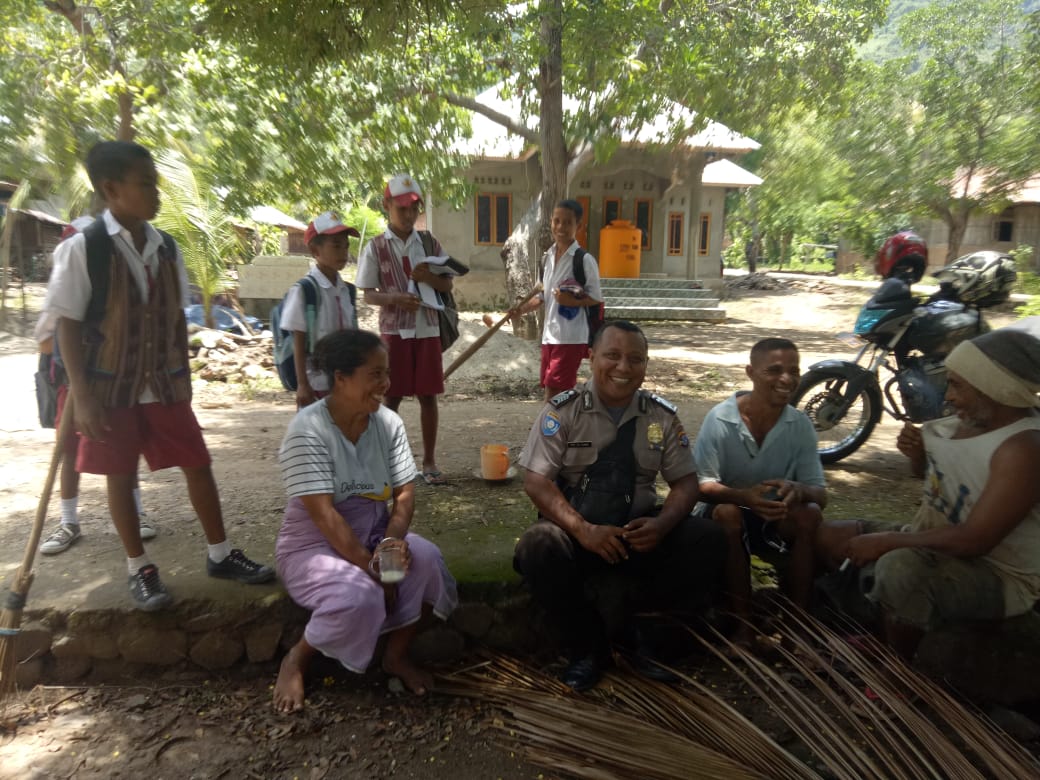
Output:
[859, 0, 1040, 61]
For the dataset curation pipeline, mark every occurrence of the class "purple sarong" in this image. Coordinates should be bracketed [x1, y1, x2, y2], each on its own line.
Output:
[276, 495, 458, 672]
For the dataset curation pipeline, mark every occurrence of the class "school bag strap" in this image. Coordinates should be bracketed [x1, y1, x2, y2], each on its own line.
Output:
[83, 217, 178, 323]
[571, 247, 604, 346]
[296, 275, 320, 352]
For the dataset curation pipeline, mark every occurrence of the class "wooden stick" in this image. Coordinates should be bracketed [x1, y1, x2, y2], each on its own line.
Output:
[0, 394, 72, 699]
[444, 284, 542, 380]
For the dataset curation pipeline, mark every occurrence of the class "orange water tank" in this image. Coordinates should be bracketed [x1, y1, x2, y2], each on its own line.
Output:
[598, 220, 641, 278]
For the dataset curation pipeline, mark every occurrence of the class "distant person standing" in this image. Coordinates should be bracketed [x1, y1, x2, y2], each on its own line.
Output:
[515, 199, 603, 402]
[356, 174, 453, 485]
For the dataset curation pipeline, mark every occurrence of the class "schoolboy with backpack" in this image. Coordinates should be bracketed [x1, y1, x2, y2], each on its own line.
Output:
[355, 174, 455, 485]
[47, 140, 274, 610]
[35, 216, 159, 555]
[515, 198, 604, 402]
[272, 211, 360, 408]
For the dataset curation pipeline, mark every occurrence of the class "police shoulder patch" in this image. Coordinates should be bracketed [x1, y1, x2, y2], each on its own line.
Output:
[648, 392, 677, 414]
[541, 410, 562, 437]
[548, 389, 579, 409]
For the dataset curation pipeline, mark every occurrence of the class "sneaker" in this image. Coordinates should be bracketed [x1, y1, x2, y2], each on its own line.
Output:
[40, 524, 81, 555]
[128, 564, 173, 611]
[138, 512, 157, 541]
[206, 549, 276, 584]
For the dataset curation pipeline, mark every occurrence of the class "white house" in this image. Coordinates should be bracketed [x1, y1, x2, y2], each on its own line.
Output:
[919, 177, 1040, 270]
[424, 87, 761, 308]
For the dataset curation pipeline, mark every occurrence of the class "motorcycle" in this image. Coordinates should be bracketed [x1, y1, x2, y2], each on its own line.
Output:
[791, 252, 1016, 464]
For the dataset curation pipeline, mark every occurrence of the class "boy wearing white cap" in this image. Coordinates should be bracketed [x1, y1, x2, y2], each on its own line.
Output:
[356, 174, 453, 485]
[280, 211, 361, 408]
[823, 328, 1040, 661]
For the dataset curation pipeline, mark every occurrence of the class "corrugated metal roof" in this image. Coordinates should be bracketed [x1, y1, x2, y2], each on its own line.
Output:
[248, 206, 307, 231]
[702, 158, 762, 188]
[12, 207, 66, 226]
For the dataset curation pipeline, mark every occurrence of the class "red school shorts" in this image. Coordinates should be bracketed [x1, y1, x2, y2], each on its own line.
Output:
[384, 335, 444, 397]
[76, 400, 211, 476]
[540, 343, 588, 391]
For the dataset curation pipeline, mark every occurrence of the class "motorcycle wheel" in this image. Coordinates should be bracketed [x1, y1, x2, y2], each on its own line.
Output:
[792, 370, 883, 464]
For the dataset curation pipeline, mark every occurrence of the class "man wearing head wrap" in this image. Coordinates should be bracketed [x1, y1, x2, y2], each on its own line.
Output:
[828, 327, 1040, 660]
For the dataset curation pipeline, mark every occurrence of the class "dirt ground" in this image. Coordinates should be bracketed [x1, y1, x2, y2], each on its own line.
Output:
[0, 279, 1025, 778]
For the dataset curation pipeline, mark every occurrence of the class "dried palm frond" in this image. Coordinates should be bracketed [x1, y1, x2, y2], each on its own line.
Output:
[440, 653, 817, 780]
[440, 604, 1040, 780]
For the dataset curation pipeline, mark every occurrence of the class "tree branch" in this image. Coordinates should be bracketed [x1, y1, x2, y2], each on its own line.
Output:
[439, 91, 540, 146]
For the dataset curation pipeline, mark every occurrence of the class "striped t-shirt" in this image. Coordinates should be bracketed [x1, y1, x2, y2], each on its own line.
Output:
[279, 400, 416, 503]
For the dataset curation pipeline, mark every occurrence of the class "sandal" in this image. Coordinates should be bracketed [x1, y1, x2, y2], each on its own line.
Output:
[420, 469, 447, 486]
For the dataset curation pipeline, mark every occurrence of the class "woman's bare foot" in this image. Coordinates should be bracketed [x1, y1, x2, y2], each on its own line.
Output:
[383, 656, 434, 696]
[273, 644, 310, 713]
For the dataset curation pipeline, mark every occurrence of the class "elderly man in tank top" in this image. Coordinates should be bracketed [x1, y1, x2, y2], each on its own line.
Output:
[819, 327, 1040, 661]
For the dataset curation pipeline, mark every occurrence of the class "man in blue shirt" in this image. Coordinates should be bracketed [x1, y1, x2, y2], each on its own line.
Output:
[693, 337, 827, 647]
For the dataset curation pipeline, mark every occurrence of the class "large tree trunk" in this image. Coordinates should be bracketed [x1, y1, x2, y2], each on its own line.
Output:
[48, 0, 136, 140]
[537, 0, 566, 251]
[501, 200, 542, 340]
[944, 206, 972, 264]
[500, 0, 568, 340]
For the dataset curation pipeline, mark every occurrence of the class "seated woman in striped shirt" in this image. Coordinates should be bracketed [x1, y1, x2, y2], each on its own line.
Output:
[273, 329, 458, 712]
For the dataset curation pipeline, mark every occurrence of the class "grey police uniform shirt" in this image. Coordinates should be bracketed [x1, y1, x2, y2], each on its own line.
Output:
[519, 379, 697, 521]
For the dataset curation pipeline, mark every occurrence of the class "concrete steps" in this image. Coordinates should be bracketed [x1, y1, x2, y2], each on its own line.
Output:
[601, 277, 725, 322]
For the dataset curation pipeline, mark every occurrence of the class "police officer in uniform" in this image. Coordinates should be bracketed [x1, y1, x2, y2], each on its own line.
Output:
[514, 320, 726, 691]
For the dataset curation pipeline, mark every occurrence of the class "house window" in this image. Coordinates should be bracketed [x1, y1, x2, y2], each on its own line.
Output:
[993, 218, 1014, 243]
[698, 213, 710, 256]
[475, 193, 512, 245]
[667, 212, 684, 256]
[603, 197, 621, 228]
[635, 199, 653, 250]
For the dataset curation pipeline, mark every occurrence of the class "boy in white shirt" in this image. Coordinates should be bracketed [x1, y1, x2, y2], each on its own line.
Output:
[279, 211, 360, 408]
[516, 199, 603, 402]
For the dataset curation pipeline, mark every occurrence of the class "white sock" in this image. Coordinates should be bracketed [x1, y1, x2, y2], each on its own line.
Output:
[133, 487, 144, 515]
[60, 497, 79, 527]
[127, 554, 151, 575]
[208, 540, 232, 563]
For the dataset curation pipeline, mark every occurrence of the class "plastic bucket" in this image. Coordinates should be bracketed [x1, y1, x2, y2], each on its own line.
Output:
[480, 444, 510, 480]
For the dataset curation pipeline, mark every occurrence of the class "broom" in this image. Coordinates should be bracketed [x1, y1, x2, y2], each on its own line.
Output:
[0, 394, 74, 700]
[444, 283, 542, 380]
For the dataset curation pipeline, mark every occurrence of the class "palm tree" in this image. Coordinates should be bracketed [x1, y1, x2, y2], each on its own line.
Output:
[152, 148, 239, 329]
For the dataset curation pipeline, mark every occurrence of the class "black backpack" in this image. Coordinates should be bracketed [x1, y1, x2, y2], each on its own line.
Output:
[270, 275, 358, 391]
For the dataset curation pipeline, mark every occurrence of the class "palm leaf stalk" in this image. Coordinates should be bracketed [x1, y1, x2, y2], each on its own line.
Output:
[777, 604, 1039, 779]
[440, 605, 1039, 780]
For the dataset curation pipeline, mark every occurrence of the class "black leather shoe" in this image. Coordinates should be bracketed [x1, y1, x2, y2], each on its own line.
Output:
[622, 627, 681, 684]
[560, 654, 603, 692]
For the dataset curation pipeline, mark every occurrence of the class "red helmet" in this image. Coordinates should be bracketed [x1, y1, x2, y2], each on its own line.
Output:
[875, 231, 927, 283]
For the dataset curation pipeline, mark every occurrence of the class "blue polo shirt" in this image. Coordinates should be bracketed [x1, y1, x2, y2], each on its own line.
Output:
[693, 392, 825, 508]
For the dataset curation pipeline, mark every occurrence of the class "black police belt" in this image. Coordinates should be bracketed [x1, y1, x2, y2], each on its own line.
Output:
[561, 417, 637, 527]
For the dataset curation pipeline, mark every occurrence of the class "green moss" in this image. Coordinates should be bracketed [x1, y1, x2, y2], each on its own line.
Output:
[411, 481, 532, 585]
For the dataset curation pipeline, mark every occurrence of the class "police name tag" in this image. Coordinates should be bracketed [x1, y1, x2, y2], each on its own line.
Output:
[567, 441, 592, 448]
